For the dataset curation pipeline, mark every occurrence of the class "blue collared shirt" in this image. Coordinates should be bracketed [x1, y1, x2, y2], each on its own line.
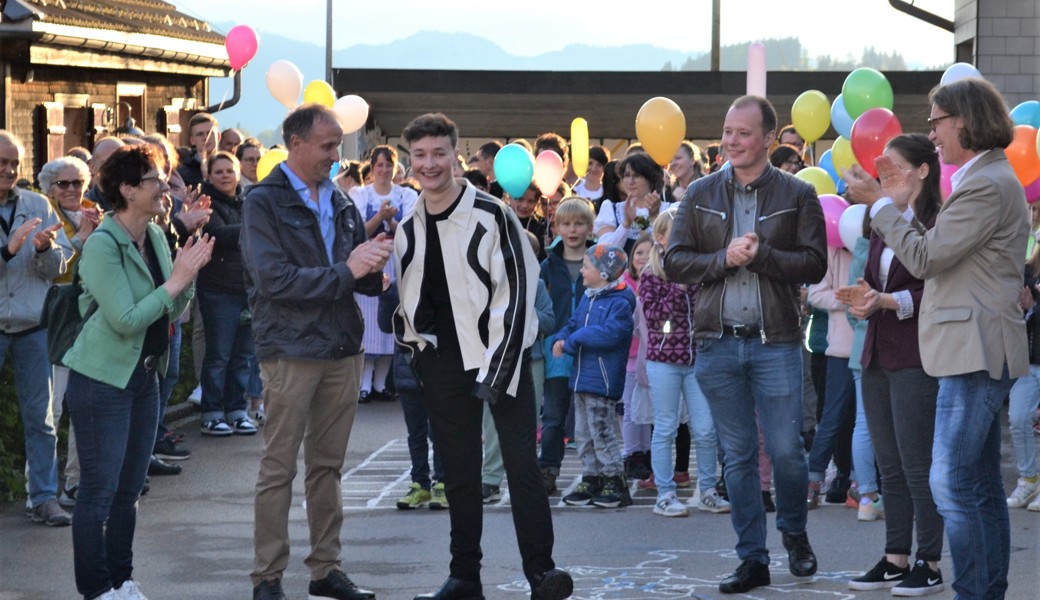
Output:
[280, 162, 336, 264]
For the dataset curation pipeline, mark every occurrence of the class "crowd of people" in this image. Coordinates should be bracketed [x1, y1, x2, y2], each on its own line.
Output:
[1, 75, 1037, 600]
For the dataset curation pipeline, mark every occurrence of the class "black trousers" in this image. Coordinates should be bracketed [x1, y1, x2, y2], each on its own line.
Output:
[414, 347, 556, 585]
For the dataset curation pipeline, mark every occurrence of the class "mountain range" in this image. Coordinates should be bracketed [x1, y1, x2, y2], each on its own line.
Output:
[207, 27, 926, 142]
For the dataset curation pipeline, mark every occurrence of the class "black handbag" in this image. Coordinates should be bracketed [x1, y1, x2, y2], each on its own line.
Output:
[40, 229, 120, 365]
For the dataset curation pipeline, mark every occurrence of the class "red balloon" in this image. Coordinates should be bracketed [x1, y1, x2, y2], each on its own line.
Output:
[850, 108, 903, 179]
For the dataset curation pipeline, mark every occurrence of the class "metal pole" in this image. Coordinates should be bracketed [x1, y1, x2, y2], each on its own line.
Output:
[325, 0, 333, 84]
[711, 0, 720, 72]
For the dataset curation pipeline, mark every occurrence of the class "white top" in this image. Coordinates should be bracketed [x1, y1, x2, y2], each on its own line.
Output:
[353, 184, 419, 234]
[573, 179, 603, 202]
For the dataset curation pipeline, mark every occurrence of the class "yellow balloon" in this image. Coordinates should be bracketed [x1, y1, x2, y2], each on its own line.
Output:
[831, 136, 858, 177]
[791, 90, 830, 144]
[570, 118, 590, 178]
[303, 80, 336, 107]
[795, 166, 837, 196]
[256, 148, 288, 181]
[635, 97, 686, 166]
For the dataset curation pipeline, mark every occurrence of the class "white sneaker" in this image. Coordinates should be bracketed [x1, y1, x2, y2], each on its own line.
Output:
[188, 385, 202, 406]
[653, 492, 688, 517]
[115, 580, 149, 600]
[1006, 476, 1040, 508]
[858, 495, 885, 521]
[97, 590, 119, 600]
[697, 489, 731, 513]
[1028, 495, 1040, 512]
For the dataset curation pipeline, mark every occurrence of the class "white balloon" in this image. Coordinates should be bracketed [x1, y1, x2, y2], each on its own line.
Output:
[265, 60, 303, 110]
[940, 62, 982, 86]
[838, 204, 867, 252]
[333, 95, 369, 134]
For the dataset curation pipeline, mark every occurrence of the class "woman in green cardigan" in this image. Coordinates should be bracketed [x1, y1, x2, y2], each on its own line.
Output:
[62, 144, 213, 600]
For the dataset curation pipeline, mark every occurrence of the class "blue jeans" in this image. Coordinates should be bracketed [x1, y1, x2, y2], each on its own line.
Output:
[808, 356, 855, 481]
[157, 320, 182, 440]
[67, 366, 159, 599]
[538, 377, 571, 469]
[695, 335, 808, 563]
[647, 361, 719, 496]
[1008, 365, 1040, 478]
[931, 370, 1013, 600]
[0, 330, 58, 506]
[851, 368, 878, 494]
[399, 388, 443, 488]
[197, 288, 253, 422]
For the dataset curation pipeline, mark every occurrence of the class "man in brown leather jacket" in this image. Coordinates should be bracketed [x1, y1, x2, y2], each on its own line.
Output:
[664, 95, 827, 594]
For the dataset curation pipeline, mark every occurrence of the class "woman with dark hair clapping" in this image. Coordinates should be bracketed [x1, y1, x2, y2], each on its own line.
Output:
[63, 144, 213, 600]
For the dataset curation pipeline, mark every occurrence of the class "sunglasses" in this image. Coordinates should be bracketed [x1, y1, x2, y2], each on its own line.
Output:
[53, 179, 84, 190]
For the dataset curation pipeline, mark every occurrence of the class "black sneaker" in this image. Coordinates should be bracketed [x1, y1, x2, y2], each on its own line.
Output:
[562, 476, 601, 506]
[30, 498, 72, 527]
[719, 559, 770, 594]
[153, 435, 191, 461]
[253, 578, 286, 600]
[891, 560, 944, 597]
[781, 531, 817, 577]
[849, 557, 910, 590]
[592, 475, 632, 508]
[481, 483, 501, 504]
[309, 569, 375, 600]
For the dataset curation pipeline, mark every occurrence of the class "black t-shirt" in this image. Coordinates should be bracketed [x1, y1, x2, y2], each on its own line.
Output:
[140, 239, 170, 361]
[415, 189, 465, 358]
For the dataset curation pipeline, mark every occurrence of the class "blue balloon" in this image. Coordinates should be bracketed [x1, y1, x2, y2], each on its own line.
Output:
[1011, 101, 1040, 128]
[831, 94, 854, 139]
[818, 149, 847, 195]
[493, 143, 535, 199]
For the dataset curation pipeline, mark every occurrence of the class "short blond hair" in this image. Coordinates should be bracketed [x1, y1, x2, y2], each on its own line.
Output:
[553, 196, 594, 225]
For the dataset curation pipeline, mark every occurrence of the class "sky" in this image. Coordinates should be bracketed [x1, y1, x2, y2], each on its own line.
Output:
[174, 0, 956, 69]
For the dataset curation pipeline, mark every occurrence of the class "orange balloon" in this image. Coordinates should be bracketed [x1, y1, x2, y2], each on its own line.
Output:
[1008, 125, 1040, 187]
[635, 97, 686, 166]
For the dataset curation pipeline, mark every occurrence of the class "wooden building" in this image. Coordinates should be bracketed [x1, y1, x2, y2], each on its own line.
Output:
[0, 0, 229, 181]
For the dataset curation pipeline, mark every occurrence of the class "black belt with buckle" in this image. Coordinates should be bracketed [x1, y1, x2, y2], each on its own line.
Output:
[722, 324, 761, 339]
[142, 355, 158, 371]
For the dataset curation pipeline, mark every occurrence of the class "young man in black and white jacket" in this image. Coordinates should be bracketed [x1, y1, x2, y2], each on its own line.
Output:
[394, 113, 573, 600]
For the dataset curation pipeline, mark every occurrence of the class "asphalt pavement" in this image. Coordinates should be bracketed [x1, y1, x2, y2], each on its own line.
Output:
[1, 398, 1038, 599]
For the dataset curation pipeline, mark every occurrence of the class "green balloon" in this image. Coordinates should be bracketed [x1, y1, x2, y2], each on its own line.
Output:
[842, 68, 894, 120]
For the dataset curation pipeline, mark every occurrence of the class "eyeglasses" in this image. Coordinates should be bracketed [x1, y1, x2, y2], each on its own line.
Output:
[53, 179, 84, 190]
[784, 157, 804, 168]
[927, 114, 955, 132]
[139, 174, 168, 186]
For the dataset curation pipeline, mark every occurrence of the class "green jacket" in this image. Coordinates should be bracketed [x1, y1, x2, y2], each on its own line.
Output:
[63, 218, 193, 388]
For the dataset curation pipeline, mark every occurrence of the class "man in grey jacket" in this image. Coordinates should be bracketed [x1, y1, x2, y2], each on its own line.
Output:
[0, 130, 69, 526]
[241, 105, 392, 600]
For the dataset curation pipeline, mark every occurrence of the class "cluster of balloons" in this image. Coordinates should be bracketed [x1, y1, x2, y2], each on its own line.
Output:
[790, 68, 903, 197]
[1008, 100, 1040, 203]
[264, 60, 370, 134]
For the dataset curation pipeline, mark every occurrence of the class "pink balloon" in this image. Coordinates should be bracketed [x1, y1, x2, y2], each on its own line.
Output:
[819, 194, 850, 248]
[533, 151, 564, 197]
[1025, 176, 1040, 205]
[225, 25, 259, 70]
[939, 159, 956, 201]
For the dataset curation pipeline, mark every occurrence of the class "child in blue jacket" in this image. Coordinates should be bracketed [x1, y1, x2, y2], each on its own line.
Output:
[552, 244, 635, 509]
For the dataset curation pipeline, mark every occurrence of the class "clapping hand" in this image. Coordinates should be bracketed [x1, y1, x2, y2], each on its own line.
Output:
[32, 223, 62, 252]
[346, 232, 394, 279]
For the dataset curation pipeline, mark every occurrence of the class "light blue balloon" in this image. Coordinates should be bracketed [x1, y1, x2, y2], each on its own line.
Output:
[818, 150, 847, 194]
[831, 94, 854, 139]
[1011, 101, 1040, 128]
[494, 143, 535, 198]
[329, 161, 341, 178]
